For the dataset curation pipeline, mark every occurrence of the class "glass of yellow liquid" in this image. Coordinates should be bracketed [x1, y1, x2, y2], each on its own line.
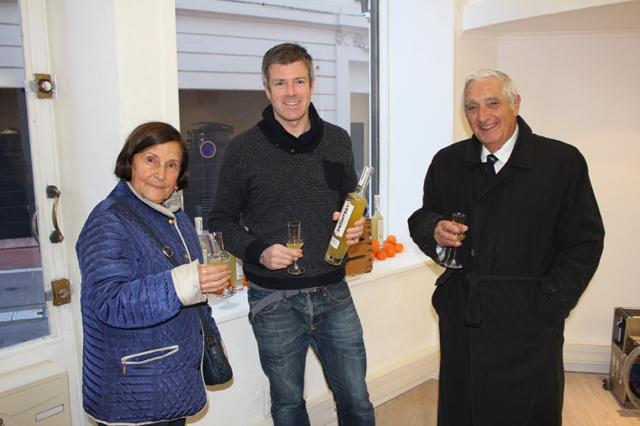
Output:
[443, 213, 466, 269]
[208, 231, 233, 298]
[287, 222, 305, 276]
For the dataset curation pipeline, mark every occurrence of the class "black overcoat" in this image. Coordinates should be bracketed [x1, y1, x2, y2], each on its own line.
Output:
[408, 117, 605, 426]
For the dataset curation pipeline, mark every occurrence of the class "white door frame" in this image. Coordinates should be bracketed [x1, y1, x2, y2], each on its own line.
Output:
[0, 1, 83, 424]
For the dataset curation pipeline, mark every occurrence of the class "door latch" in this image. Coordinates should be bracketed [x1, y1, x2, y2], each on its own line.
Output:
[45, 279, 71, 306]
[27, 73, 55, 99]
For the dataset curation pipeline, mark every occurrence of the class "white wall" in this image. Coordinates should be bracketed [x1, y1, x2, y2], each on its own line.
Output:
[454, 0, 640, 346]
[380, 0, 455, 249]
[496, 32, 640, 342]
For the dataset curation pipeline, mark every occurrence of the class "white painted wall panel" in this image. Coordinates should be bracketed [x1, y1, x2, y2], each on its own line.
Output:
[0, 23, 21, 44]
[0, 69, 24, 88]
[0, 46, 24, 69]
[178, 70, 263, 90]
[177, 53, 338, 81]
[177, 13, 344, 45]
[0, 3, 20, 24]
[0, 9, 24, 86]
[177, 32, 340, 62]
[177, 52, 262, 73]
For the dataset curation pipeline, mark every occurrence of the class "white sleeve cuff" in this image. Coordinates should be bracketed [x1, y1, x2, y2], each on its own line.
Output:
[171, 260, 206, 306]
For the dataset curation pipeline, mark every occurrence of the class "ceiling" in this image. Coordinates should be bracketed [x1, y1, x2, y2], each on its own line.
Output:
[466, 1, 640, 33]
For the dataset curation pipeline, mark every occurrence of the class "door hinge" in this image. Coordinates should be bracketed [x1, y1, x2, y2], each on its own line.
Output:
[26, 73, 55, 99]
[45, 279, 71, 306]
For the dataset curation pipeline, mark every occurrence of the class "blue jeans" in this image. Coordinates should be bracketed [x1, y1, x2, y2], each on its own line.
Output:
[249, 280, 375, 426]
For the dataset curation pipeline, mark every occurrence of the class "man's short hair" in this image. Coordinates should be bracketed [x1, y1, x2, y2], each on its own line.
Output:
[114, 121, 190, 190]
[462, 69, 519, 111]
[261, 43, 315, 89]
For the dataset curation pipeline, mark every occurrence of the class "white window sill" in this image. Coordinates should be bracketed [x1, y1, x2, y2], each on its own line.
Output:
[206, 250, 436, 324]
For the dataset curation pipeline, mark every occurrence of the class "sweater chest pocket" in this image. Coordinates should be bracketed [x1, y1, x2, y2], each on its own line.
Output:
[323, 160, 344, 190]
[121, 345, 179, 374]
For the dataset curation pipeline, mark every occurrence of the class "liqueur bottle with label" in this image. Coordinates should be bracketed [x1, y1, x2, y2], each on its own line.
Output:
[229, 254, 245, 291]
[371, 194, 384, 247]
[194, 217, 208, 262]
[325, 166, 374, 266]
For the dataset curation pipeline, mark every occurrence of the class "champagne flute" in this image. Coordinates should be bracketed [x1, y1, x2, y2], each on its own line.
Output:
[443, 213, 466, 269]
[287, 222, 305, 275]
[208, 231, 234, 298]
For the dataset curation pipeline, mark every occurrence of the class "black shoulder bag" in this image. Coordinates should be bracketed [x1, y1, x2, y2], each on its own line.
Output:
[108, 196, 233, 386]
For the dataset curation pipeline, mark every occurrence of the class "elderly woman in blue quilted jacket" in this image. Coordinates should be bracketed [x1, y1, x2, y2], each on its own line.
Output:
[76, 122, 230, 426]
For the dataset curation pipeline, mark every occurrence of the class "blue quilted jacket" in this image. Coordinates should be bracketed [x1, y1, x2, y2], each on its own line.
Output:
[76, 180, 219, 424]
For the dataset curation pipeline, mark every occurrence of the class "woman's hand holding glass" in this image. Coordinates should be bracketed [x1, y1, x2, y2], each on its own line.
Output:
[197, 263, 230, 294]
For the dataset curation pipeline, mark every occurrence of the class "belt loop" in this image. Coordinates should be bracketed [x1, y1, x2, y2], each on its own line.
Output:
[282, 290, 287, 302]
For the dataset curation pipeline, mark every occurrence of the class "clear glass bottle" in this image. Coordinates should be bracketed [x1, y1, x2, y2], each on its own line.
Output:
[325, 166, 374, 266]
[371, 194, 384, 247]
[194, 217, 208, 262]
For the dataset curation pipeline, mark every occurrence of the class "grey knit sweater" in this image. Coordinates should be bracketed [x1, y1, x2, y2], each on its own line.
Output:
[208, 105, 357, 290]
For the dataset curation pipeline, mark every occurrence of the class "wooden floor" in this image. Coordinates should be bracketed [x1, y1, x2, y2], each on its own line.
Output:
[375, 372, 640, 426]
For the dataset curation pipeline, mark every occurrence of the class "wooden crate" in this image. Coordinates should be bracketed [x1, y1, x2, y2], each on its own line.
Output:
[345, 219, 373, 275]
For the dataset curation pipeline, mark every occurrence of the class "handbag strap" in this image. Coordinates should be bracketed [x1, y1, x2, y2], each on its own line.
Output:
[107, 196, 212, 332]
[195, 302, 219, 342]
[108, 196, 177, 266]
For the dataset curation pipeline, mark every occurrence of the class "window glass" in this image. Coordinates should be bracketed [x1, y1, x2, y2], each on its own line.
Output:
[175, 1, 371, 227]
[0, 2, 50, 349]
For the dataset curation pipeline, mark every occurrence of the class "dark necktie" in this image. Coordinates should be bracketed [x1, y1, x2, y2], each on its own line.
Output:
[486, 154, 498, 175]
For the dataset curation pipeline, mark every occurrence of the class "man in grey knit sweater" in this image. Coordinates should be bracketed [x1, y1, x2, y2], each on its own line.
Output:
[208, 43, 375, 426]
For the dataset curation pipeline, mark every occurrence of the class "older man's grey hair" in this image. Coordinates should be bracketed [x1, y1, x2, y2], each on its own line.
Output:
[462, 69, 519, 111]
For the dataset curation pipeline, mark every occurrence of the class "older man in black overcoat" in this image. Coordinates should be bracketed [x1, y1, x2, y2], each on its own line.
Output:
[408, 69, 605, 426]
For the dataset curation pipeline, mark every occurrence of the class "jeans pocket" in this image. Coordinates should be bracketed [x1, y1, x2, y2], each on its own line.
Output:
[248, 288, 281, 316]
[324, 281, 351, 303]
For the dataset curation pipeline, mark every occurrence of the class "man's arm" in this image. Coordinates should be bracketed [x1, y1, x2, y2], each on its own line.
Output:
[539, 151, 605, 324]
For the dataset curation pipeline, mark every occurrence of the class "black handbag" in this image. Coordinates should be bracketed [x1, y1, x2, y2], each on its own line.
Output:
[195, 305, 233, 385]
[108, 196, 233, 386]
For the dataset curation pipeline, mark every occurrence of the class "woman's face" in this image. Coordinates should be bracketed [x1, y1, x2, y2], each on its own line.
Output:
[130, 141, 182, 204]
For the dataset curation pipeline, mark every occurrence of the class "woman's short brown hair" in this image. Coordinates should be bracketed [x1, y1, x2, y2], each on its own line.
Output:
[114, 122, 190, 190]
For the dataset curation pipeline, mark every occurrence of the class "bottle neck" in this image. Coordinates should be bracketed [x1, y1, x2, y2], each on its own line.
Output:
[355, 166, 374, 196]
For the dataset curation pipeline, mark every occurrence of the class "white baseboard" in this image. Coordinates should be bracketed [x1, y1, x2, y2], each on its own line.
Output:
[563, 340, 611, 374]
[253, 342, 612, 425]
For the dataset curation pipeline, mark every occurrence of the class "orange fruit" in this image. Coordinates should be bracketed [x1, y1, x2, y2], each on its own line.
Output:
[394, 243, 404, 253]
[372, 240, 380, 253]
[385, 246, 396, 258]
[386, 235, 397, 244]
[375, 250, 387, 260]
[383, 242, 394, 251]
